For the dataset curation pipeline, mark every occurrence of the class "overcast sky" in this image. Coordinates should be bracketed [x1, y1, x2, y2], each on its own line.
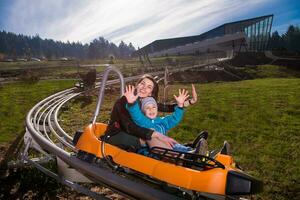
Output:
[0, 0, 299, 48]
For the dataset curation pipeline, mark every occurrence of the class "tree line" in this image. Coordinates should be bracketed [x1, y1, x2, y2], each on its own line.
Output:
[269, 25, 300, 53]
[0, 30, 136, 60]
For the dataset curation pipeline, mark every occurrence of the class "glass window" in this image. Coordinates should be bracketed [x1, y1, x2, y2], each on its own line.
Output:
[261, 19, 267, 50]
[252, 24, 256, 50]
[264, 17, 269, 49]
[245, 26, 249, 37]
[256, 22, 259, 36]
[249, 25, 253, 50]
[259, 20, 264, 50]
[257, 21, 260, 50]
[266, 16, 273, 49]
[256, 22, 260, 50]
[254, 23, 258, 50]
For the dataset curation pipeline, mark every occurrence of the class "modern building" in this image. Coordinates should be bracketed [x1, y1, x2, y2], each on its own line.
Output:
[136, 15, 273, 57]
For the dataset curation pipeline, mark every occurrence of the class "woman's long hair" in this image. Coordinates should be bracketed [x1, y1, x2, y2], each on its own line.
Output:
[136, 74, 159, 100]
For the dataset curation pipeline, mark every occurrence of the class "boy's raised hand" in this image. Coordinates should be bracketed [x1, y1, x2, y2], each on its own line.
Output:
[124, 85, 138, 104]
[174, 89, 189, 107]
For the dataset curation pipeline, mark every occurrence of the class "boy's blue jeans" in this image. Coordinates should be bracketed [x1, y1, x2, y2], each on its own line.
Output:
[173, 143, 192, 152]
[137, 143, 192, 156]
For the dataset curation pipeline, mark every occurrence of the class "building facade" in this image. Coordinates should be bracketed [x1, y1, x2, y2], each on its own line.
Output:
[136, 15, 273, 56]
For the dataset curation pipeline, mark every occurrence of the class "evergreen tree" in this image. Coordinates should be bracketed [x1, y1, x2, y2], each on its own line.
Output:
[283, 25, 300, 52]
[269, 25, 300, 53]
[269, 31, 284, 50]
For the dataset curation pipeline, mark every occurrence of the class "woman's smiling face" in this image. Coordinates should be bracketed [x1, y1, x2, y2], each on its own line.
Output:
[136, 78, 154, 98]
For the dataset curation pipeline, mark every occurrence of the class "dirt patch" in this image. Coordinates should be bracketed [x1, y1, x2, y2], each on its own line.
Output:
[0, 144, 8, 163]
[170, 67, 241, 83]
[0, 162, 128, 200]
[227, 52, 272, 67]
[0, 132, 127, 199]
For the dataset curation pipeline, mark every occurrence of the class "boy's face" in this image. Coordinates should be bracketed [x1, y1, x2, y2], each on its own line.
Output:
[143, 103, 158, 119]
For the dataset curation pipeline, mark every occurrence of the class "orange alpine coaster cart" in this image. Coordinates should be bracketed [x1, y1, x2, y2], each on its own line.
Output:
[74, 66, 263, 199]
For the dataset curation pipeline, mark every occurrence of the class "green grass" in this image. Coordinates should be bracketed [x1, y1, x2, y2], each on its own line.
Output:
[0, 80, 76, 143]
[240, 64, 300, 78]
[167, 79, 300, 200]
[59, 93, 119, 134]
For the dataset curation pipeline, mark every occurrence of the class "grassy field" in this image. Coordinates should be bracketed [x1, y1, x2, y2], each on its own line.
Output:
[0, 55, 205, 81]
[0, 80, 76, 143]
[0, 55, 200, 70]
[59, 77, 300, 200]
[169, 79, 300, 200]
[241, 64, 300, 78]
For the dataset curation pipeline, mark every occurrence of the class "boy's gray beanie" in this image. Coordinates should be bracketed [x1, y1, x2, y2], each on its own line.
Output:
[141, 97, 157, 110]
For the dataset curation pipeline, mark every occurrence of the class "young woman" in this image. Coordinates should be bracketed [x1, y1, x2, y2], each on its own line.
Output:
[104, 74, 198, 151]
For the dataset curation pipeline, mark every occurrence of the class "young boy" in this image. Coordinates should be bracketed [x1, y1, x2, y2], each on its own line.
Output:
[124, 85, 207, 154]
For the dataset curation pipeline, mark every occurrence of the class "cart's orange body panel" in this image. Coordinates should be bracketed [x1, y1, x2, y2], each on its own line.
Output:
[76, 123, 246, 195]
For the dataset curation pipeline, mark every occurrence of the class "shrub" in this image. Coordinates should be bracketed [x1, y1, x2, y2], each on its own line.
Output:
[19, 69, 40, 84]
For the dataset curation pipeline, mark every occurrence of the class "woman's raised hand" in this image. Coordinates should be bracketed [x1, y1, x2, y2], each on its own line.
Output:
[174, 89, 189, 107]
[124, 85, 138, 104]
[190, 84, 198, 104]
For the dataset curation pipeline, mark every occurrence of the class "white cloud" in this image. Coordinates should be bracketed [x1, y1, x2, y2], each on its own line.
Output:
[4, 0, 272, 47]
